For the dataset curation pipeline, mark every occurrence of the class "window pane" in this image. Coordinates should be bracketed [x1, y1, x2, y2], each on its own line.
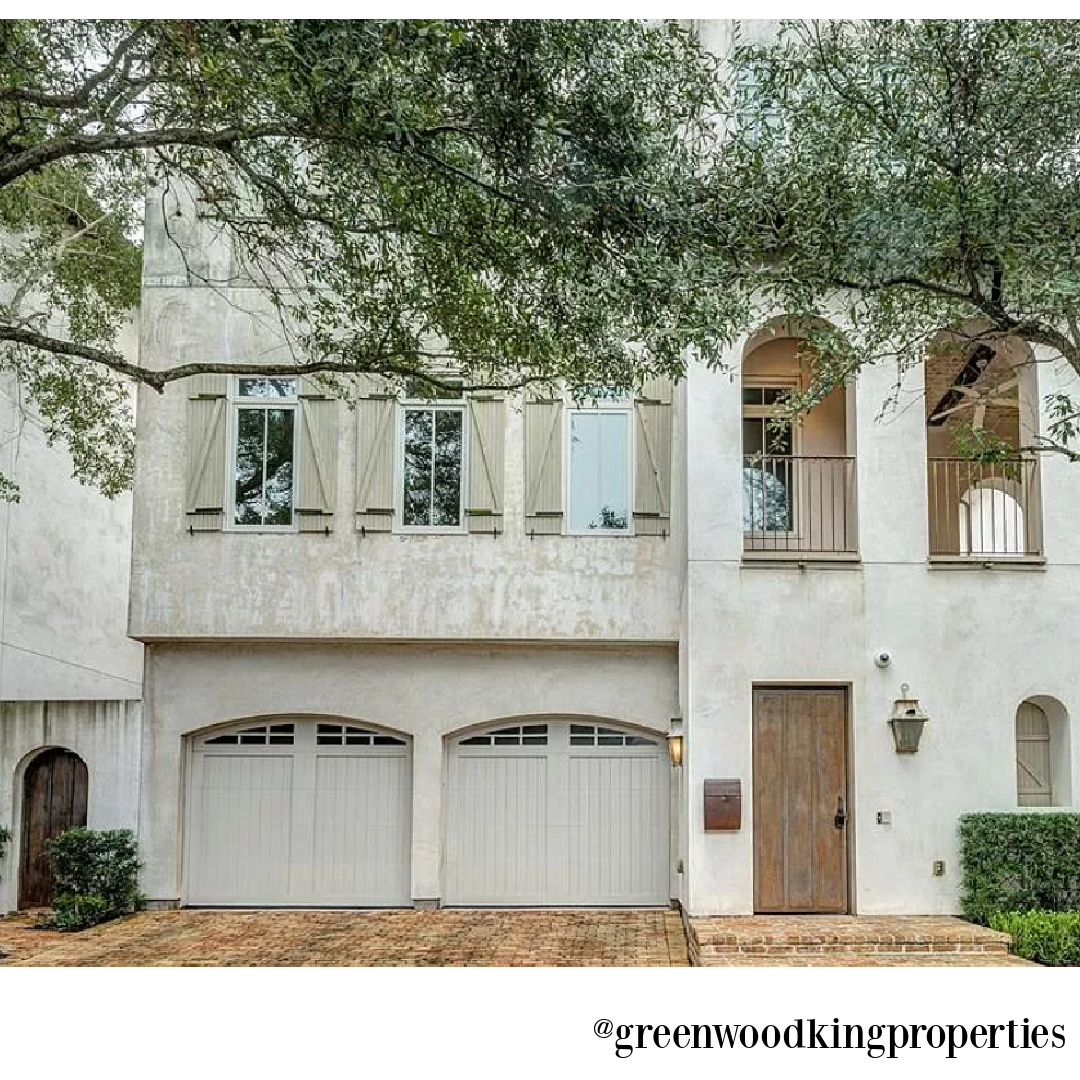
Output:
[263, 408, 295, 525]
[238, 377, 297, 399]
[432, 410, 463, 527]
[742, 387, 764, 406]
[742, 418, 764, 457]
[762, 387, 786, 406]
[403, 409, 434, 526]
[405, 377, 463, 400]
[234, 408, 266, 525]
[234, 407, 294, 526]
[568, 412, 630, 532]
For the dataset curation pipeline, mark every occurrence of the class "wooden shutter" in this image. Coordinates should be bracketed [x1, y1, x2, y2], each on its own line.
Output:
[524, 394, 563, 536]
[355, 376, 397, 533]
[465, 393, 505, 534]
[297, 377, 338, 534]
[1016, 701, 1053, 807]
[185, 373, 228, 532]
[633, 377, 673, 537]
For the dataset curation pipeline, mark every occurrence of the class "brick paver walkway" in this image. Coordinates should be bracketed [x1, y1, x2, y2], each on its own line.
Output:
[1, 909, 688, 967]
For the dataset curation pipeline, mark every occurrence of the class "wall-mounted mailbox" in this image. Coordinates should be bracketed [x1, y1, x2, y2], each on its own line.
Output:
[704, 779, 742, 832]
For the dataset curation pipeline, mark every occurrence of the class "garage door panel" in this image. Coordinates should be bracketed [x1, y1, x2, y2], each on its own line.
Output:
[567, 755, 669, 904]
[188, 755, 294, 904]
[186, 722, 412, 907]
[312, 754, 411, 904]
[444, 754, 548, 904]
[445, 722, 669, 906]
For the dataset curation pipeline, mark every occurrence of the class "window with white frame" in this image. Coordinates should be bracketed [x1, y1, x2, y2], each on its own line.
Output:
[742, 380, 797, 532]
[398, 384, 466, 530]
[231, 377, 298, 528]
[567, 399, 632, 533]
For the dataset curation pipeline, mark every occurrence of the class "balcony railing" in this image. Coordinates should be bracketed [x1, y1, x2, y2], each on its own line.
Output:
[927, 457, 1042, 558]
[743, 455, 858, 556]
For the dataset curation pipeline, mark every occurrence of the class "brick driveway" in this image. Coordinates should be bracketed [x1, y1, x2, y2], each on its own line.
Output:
[0, 909, 688, 967]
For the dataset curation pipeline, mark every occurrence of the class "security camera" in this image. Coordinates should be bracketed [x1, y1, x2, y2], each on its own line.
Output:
[874, 650, 892, 669]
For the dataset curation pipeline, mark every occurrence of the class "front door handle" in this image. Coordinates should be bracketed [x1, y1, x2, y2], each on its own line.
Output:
[834, 796, 847, 830]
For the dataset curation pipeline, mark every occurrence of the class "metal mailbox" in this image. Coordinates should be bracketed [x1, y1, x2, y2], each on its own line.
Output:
[703, 779, 742, 832]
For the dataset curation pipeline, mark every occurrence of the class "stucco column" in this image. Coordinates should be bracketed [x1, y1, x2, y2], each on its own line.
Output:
[409, 729, 443, 905]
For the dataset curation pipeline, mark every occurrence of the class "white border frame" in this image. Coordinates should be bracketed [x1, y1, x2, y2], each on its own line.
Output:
[393, 398, 469, 535]
[225, 376, 301, 533]
[563, 404, 635, 537]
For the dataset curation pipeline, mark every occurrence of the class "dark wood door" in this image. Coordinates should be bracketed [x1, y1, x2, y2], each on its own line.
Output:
[753, 688, 848, 913]
[19, 749, 88, 909]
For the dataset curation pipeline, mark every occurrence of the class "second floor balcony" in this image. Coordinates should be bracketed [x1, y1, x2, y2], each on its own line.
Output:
[743, 454, 858, 556]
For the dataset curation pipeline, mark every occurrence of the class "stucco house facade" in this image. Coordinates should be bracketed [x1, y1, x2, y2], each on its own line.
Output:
[0, 351, 144, 914]
[5, 19, 1079, 919]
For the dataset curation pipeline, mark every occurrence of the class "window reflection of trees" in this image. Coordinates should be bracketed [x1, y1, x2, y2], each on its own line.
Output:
[403, 407, 463, 527]
[234, 407, 295, 526]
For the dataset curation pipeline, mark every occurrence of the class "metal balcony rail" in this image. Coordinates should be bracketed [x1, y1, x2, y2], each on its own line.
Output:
[743, 455, 857, 555]
[927, 457, 1042, 558]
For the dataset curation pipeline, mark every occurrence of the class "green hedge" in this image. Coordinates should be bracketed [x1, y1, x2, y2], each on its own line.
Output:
[960, 812, 1080, 924]
[43, 827, 143, 931]
[989, 912, 1080, 967]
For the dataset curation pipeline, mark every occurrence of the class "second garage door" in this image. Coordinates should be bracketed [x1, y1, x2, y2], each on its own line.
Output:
[443, 720, 670, 906]
[185, 719, 411, 906]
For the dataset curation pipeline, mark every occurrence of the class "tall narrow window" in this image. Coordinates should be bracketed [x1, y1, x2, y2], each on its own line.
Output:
[567, 409, 631, 533]
[400, 404, 465, 529]
[232, 377, 297, 527]
[742, 382, 796, 532]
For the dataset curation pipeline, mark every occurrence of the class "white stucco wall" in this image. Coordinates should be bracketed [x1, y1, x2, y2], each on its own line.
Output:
[0, 367, 144, 701]
[683, 341, 1080, 916]
[129, 283, 685, 643]
[137, 641, 678, 906]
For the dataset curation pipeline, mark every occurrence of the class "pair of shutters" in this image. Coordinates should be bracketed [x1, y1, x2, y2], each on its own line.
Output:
[354, 378, 505, 534]
[524, 377, 674, 537]
[184, 375, 337, 533]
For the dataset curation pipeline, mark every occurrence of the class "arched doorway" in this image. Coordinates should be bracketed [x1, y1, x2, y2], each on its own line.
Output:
[19, 749, 88, 908]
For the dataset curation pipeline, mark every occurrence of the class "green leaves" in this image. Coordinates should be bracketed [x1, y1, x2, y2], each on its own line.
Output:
[42, 827, 143, 931]
[710, 19, 1080, 445]
[960, 812, 1080, 924]
[988, 911, 1080, 966]
[1, 19, 727, 499]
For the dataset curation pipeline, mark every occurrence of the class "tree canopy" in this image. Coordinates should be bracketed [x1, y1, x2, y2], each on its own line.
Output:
[6, 18, 1080, 501]
[710, 19, 1080, 458]
[0, 18, 726, 498]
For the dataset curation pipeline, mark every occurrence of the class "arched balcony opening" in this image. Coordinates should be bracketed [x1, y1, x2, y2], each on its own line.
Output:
[741, 318, 858, 557]
[926, 332, 1043, 558]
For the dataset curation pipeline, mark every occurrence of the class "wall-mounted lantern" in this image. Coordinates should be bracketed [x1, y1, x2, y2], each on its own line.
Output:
[889, 684, 929, 754]
[667, 717, 684, 767]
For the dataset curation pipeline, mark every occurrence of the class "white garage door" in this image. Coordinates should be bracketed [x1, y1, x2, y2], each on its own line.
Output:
[444, 721, 670, 906]
[185, 720, 411, 906]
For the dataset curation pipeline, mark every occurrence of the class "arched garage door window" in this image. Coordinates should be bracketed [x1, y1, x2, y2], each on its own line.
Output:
[185, 719, 411, 907]
[444, 719, 670, 907]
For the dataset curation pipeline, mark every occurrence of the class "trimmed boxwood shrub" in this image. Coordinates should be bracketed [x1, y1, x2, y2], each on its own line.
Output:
[988, 912, 1080, 967]
[43, 827, 143, 931]
[960, 812, 1080, 924]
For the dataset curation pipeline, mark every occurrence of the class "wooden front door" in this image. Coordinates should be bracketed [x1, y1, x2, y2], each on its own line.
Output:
[753, 687, 849, 913]
[19, 749, 88, 909]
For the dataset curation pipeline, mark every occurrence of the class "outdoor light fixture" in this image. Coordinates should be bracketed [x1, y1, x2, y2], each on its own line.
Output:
[889, 684, 930, 754]
[667, 717, 684, 767]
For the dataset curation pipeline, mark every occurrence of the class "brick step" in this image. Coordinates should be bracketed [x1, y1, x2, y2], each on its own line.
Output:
[696, 951, 1034, 968]
[687, 916, 1013, 966]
